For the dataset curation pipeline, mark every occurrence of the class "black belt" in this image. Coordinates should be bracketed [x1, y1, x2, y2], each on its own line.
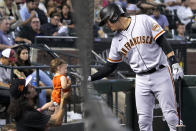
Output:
[138, 65, 165, 75]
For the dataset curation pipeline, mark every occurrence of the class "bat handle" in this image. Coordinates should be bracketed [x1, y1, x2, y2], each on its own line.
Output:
[177, 78, 182, 125]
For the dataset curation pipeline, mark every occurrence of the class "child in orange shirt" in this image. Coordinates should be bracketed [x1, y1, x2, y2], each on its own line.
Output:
[38, 58, 71, 112]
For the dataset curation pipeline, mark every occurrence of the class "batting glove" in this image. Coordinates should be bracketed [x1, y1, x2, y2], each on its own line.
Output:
[172, 63, 184, 80]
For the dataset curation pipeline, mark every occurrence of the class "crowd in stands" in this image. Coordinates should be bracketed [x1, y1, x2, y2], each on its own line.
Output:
[0, 0, 75, 47]
[0, 0, 194, 47]
[0, 0, 194, 46]
[94, 0, 196, 40]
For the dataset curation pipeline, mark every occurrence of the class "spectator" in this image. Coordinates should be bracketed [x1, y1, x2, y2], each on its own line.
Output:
[177, 0, 194, 33]
[0, 0, 23, 29]
[37, 58, 71, 112]
[0, 17, 17, 54]
[38, 0, 47, 14]
[14, 45, 53, 107]
[151, 7, 169, 32]
[0, 48, 16, 87]
[94, 0, 102, 25]
[136, 0, 157, 15]
[64, 0, 73, 12]
[61, 4, 75, 35]
[41, 12, 61, 36]
[163, 0, 181, 13]
[114, 0, 127, 11]
[0, 48, 16, 112]
[173, 23, 186, 40]
[8, 78, 71, 131]
[45, 0, 57, 17]
[126, 3, 141, 15]
[35, 0, 48, 25]
[19, 0, 37, 25]
[15, 17, 43, 44]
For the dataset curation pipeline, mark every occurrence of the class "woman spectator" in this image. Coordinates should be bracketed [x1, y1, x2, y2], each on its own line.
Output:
[64, 0, 73, 12]
[61, 4, 75, 35]
[14, 45, 53, 107]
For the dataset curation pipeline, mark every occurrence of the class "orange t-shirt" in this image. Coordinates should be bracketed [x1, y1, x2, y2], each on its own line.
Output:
[51, 74, 70, 104]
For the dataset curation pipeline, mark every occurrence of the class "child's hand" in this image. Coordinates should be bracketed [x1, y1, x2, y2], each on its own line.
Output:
[37, 108, 42, 112]
[67, 76, 72, 86]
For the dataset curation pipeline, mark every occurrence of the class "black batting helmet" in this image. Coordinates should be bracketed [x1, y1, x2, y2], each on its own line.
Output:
[99, 3, 125, 26]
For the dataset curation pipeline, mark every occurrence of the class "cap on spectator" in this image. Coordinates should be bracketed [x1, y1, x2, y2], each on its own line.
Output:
[2, 48, 16, 62]
[9, 76, 32, 99]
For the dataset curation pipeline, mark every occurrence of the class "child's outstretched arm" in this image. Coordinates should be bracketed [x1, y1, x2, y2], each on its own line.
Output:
[38, 101, 53, 112]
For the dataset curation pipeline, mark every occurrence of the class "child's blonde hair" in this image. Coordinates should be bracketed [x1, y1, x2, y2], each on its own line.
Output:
[50, 58, 67, 73]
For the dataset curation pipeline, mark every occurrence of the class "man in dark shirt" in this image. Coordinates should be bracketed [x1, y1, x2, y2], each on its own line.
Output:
[35, 0, 48, 25]
[8, 77, 70, 131]
[15, 17, 44, 44]
[41, 12, 61, 36]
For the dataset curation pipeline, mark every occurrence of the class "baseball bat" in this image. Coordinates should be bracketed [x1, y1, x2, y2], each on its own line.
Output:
[176, 78, 186, 131]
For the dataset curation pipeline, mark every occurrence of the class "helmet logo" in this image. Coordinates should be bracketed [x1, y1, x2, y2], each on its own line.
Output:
[110, 13, 118, 23]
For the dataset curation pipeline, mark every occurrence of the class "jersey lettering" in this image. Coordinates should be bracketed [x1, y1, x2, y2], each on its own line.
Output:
[120, 36, 153, 56]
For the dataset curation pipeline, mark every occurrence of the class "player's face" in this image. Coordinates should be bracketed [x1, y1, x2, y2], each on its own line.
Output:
[105, 20, 119, 31]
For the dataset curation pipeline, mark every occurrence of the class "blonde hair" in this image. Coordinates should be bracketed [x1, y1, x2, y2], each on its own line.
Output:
[50, 58, 67, 73]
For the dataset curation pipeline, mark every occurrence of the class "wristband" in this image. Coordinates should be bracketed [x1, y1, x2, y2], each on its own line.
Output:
[168, 55, 177, 65]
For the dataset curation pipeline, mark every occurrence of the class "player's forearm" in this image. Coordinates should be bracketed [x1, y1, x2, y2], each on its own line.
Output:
[156, 35, 177, 64]
[91, 62, 118, 81]
[156, 35, 174, 56]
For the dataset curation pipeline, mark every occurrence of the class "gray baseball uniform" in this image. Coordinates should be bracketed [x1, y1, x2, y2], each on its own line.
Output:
[107, 14, 178, 131]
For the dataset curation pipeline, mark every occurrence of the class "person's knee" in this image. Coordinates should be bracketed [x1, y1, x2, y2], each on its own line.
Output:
[164, 110, 178, 125]
[138, 115, 153, 127]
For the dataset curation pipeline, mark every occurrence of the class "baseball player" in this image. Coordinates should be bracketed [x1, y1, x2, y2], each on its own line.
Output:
[89, 3, 184, 131]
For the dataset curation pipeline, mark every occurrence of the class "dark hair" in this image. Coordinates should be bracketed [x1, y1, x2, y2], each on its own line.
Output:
[50, 58, 66, 73]
[62, 3, 70, 10]
[50, 11, 61, 18]
[177, 23, 185, 27]
[15, 45, 33, 76]
[8, 79, 30, 120]
[26, 0, 36, 3]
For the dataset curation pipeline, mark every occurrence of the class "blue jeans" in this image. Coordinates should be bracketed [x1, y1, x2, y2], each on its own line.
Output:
[30, 70, 52, 107]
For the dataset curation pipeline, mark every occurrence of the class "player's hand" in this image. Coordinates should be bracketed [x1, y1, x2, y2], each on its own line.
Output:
[172, 63, 184, 80]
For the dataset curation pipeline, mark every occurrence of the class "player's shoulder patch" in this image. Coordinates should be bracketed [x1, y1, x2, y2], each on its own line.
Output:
[152, 23, 161, 32]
